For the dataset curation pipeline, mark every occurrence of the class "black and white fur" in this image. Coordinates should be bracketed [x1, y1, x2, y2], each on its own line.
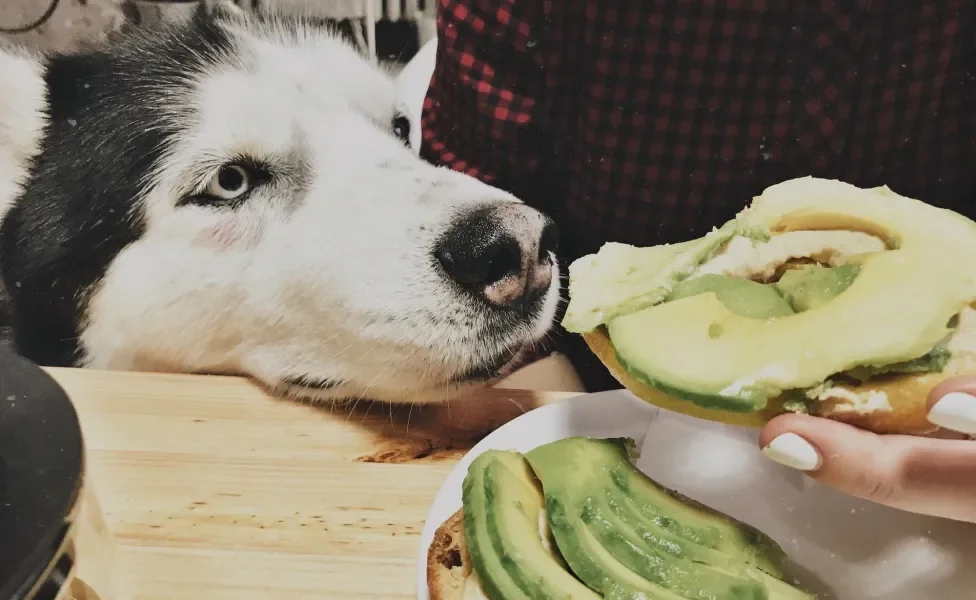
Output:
[0, 7, 560, 404]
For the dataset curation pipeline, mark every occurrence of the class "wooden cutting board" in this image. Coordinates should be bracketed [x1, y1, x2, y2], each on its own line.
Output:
[46, 367, 577, 600]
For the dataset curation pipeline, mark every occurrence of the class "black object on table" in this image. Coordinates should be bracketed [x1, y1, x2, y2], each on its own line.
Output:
[0, 349, 84, 600]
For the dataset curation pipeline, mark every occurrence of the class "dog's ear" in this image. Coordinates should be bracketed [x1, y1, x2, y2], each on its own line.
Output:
[395, 38, 438, 153]
[0, 44, 47, 223]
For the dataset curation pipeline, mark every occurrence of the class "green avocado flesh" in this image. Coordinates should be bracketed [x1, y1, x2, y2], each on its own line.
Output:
[608, 256, 959, 412]
[463, 450, 600, 599]
[461, 437, 814, 600]
[772, 264, 859, 313]
[666, 266, 952, 391]
[837, 335, 952, 383]
[667, 275, 795, 320]
[659, 266, 949, 394]
[608, 259, 956, 412]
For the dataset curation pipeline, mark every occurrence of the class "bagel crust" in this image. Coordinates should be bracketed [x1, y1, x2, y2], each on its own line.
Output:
[426, 509, 471, 600]
[583, 327, 948, 435]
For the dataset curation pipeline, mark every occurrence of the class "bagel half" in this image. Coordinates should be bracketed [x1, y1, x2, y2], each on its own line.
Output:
[564, 177, 976, 436]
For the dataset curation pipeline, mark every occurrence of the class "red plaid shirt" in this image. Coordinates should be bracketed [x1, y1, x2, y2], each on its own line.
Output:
[421, 0, 976, 391]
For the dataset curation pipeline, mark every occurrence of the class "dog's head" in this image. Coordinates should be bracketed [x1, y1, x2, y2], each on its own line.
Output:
[0, 10, 559, 404]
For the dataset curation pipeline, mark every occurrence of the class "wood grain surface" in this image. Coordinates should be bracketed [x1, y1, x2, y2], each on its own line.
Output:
[45, 367, 577, 599]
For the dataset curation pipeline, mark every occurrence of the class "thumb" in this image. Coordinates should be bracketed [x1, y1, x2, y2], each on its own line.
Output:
[759, 414, 976, 523]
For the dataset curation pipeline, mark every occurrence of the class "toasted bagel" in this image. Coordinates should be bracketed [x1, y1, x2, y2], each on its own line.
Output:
[584, 327, 948, 435]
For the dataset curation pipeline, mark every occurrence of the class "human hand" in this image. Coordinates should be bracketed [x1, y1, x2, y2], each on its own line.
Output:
[758, 378, 976, 523]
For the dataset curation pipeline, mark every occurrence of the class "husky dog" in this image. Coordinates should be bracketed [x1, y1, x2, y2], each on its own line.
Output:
[0, 7, 559, 404]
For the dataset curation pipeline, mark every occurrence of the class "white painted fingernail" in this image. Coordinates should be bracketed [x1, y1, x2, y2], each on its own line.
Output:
[927, 392, 976, 435]
[761, 433, 823, 471]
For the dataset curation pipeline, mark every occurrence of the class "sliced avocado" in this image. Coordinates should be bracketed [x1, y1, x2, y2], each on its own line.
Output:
[562, 219, 769, 333]
[530, 438, 788, 574]
[463, 450, 600, 599]
[607, 246, 962, 411]
[667, 275, 794, 319]
[840, 333, 952, 382]
[543, 492, 686, 599]
[463, 453, 525, 599]
[484, 453, 600, 598]
[597, 489, 809, 597]
[607, 225, 969, 411]
[525, 438, 814, 600]
[600, 485, 752, 569]
[773, 264, 859, 313]
[487, 451, 568, 568]
[580, 495, 770, 600]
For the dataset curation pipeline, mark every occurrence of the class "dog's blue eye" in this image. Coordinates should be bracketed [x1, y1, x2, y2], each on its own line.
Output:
[392, 115, 411, 145]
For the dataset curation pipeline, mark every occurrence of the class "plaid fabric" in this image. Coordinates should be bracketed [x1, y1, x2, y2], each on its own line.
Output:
[421, 0, 976, 391]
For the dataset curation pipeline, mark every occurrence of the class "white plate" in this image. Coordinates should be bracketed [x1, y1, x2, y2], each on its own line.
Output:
[416, 390, 976, 600]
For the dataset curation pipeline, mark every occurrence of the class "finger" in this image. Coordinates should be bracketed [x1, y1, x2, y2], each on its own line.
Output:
[760, 413, 976, 523]
[927, 376, 976, 435]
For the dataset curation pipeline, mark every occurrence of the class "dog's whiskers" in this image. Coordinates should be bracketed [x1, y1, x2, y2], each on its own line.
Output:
[351, 324, 427, 419]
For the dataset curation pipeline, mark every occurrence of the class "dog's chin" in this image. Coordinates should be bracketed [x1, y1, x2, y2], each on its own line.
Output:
[275, 341, 536, 406]
[274, 279, 560, 406]
[450, 342, 532, 385]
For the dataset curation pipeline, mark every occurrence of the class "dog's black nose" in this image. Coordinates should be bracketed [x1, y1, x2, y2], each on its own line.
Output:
[435, 203, 558, 314]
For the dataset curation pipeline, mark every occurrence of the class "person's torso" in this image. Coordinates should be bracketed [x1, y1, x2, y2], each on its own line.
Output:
[532, 1, 976, 259]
